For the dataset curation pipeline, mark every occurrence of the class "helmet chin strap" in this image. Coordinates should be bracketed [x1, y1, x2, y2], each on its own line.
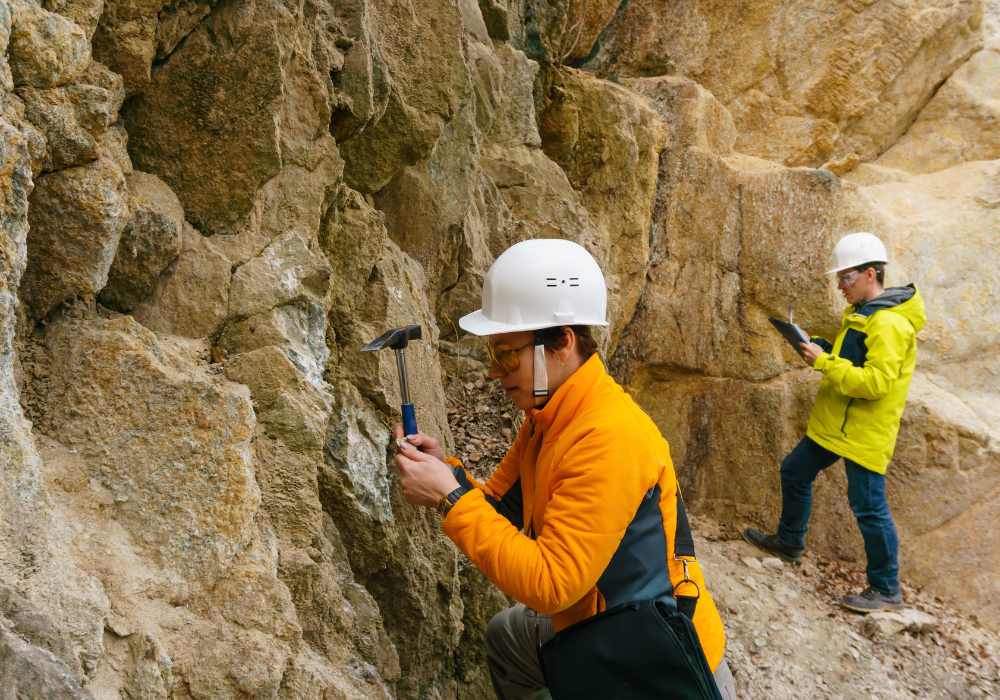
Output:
[532, 334, 549, 398]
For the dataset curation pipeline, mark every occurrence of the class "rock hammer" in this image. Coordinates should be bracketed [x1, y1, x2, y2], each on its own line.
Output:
[361, 324, 422, 437]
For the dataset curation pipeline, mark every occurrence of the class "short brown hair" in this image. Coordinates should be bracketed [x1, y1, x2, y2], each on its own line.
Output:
[856, 261, 885, 285]
[534, 325, 598, 360]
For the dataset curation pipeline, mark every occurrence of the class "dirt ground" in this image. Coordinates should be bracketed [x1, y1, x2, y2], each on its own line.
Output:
[695, 517, 999, 699]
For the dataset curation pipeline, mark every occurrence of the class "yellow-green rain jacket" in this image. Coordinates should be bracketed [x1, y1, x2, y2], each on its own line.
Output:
[807, 285, 926, 474]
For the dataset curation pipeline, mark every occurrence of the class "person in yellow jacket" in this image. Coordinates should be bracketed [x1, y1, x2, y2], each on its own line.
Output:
[393, 239, 734, 699]
[744, 232, 926, 613]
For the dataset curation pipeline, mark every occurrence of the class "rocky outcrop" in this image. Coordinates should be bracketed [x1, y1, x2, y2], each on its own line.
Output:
[99, 171, 184, 313]
[18, 61, 124, 171]
[0, 0, 998, 696]
[21, 157, 129, 321]
[9, 1, 91, 88]
[877, 35, 1000, 173]
[581, 0, 984, 170]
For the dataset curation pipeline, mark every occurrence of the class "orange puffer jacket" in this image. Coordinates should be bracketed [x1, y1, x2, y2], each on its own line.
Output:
[443, 354, 726, 671]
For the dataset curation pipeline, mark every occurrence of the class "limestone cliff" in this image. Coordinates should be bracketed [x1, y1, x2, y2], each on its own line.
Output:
[0, 0, 996, 697]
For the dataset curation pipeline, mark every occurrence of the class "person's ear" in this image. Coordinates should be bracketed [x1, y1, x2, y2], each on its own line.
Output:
[560, 327, 577, 360]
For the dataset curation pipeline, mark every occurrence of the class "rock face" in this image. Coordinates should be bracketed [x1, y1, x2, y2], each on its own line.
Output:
[581, 0, 984, 169]
[21, 156, 129, 321]
[0, 0, 998, 697]
[98, 171, 184, 313]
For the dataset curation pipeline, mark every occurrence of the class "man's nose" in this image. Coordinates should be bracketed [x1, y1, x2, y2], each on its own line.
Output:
[487, 364, 504, 380]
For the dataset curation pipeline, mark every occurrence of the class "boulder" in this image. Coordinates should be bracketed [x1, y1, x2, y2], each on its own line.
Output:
[18, 62, 125, 171]
[21, 157, 130, 320]
[228, 230, 332, 322]
[132, 223, 231, 338]
[37, 316, 261, 585]
[99, 171, 184, 312]
[335, 0, 469, 193]
[8, 1, 90, 88]
[862, 609, 939, 639]
[43, 0, 103, 39]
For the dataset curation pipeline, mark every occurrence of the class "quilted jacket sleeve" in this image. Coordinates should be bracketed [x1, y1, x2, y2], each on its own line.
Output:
[442, 424, 650, 615]
[814, 315, 911, 400]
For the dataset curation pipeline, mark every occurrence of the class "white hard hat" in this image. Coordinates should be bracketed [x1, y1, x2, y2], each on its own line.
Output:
[826, 232, 888, 275]
[459, 239, 609, 336]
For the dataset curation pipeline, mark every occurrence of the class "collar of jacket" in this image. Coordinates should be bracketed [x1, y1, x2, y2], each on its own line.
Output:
[851, 283, 916, 318]
[527, 353, 605, 441]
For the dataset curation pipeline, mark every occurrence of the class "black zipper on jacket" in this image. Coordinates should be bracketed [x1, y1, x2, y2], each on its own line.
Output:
[840, 398, 854, 436]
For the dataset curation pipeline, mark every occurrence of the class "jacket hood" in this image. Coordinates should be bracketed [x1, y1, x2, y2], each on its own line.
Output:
[855, 284, 926, 333]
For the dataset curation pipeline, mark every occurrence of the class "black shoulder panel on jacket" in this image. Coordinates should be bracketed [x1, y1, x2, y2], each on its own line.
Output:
[596, 486, 672, 609]
[485, 478, 524, 530]
[839, 328, 869, 367]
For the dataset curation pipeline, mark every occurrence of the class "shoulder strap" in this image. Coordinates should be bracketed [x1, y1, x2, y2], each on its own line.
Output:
[673, 488, 700, 619]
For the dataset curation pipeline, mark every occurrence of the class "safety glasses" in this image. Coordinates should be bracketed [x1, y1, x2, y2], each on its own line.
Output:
[837, 269, 862, 286]
[485, 340, 533, 374]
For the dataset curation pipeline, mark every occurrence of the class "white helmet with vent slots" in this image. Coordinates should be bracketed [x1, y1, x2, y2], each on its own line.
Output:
[459, 239, 609, 336]
[827, 232, 888, 275]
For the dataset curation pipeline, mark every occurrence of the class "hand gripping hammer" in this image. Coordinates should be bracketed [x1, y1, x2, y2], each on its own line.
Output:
[361, 324, 422, 436]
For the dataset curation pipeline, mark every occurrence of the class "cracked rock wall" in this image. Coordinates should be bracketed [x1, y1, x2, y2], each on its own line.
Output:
[0, 0, 997, 696]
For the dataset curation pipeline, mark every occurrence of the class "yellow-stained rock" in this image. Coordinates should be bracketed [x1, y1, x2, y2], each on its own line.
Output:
[18, 61, 124, 171]
[876, 48, 1000, 174]
[38, 316, 261, 583]
[132, 223, 232, 338]
[100, 170, 184, 313]
[584, 0, 984, 169]
[21, 156, 129, 320]
[9, 1, 90, 88]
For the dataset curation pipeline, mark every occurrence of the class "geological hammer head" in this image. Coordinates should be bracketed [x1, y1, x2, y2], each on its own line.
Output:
[361, 324, 422, 352]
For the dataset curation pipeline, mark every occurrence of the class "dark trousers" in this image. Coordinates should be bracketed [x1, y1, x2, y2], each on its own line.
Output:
[777, 436, 900, 596]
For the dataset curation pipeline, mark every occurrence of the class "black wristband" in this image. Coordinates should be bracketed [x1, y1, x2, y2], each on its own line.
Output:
[437, 484, 472, 517]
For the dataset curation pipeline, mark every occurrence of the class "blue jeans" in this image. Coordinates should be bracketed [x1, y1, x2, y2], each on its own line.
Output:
[777, 436, 900, 596]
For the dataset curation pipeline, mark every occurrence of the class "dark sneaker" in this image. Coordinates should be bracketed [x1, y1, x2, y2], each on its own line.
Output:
[741, 527, 804, 563]
[840, 587, 903, 614]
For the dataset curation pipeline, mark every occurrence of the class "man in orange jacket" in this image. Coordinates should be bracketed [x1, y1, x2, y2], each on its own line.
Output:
[393, 239, 733, 699]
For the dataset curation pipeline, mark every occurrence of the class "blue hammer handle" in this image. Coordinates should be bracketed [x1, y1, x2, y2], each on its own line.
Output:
[401, 403, 418, 437]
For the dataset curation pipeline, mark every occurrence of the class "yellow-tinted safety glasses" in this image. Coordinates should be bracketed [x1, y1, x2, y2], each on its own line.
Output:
[485, 340, 533, 374]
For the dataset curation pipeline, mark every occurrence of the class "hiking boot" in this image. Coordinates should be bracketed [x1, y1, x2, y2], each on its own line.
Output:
[839, 587, 903, 614]
[741, 528, 804, 564]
